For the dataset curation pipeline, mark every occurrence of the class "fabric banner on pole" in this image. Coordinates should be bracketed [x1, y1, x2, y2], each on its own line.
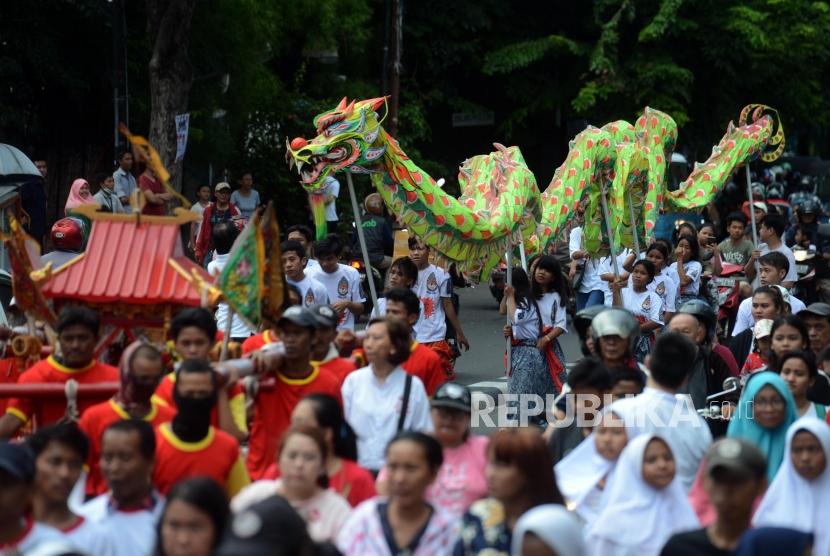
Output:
[215, 214, 264, 329]
[175, 113, 190, 163]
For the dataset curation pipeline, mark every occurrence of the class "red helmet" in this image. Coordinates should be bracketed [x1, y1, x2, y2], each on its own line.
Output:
[51, 218, 83, 252]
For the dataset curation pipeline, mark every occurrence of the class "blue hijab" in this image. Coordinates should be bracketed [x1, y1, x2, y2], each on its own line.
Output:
[727, 372, 798, 481]
[733, 527, 813, 556]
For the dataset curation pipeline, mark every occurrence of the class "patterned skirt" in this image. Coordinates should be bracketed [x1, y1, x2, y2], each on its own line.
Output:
[507, 342, 561, 398]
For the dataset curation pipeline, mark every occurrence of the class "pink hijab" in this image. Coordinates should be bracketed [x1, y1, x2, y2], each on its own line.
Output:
[65, 178, 93, 214]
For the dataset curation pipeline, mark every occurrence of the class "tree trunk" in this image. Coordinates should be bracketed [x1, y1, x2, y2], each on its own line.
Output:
[145, 0, 197, 191]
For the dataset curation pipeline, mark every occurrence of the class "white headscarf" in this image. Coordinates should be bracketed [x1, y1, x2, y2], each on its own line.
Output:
[511, 504, 585, 556]
[554, 410, 630, 524]
[584, 433, 700, 556]
[753, 417, 830, 556]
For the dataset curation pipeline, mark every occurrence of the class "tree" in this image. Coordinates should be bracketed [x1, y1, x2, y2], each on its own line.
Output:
[145, 0, 198, 189]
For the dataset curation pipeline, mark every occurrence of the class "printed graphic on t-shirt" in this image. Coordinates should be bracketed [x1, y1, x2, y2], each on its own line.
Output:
[304, 289, 316, 306]
[422, 297, 435, 319]
[656, 282, 665, 296]
[642, 296, 652, 312]
[426, 272, 438, 292]
[337, 276, 349, 298]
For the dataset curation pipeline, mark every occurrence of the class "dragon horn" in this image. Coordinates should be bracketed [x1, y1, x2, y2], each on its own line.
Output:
[367, 97, 388, 111]
[336, 97, 348, 111]
[344, 99, 356, 116]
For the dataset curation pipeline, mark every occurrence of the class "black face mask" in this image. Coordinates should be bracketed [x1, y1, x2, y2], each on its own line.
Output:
[172, 388, 217, 442]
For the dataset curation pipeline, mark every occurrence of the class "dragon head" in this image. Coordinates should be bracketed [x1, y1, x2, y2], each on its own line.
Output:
[286, 96, 389, 193]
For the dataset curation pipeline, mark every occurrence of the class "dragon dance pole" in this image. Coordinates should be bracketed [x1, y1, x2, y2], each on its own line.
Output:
[219, 307, 234, 361]
[600, 183, 621, 280]
[627, 191, 641, 260]
[745, 165, 759, 246]
[518, 241, 528, 271]
[345, 170, 380, 311]
[505, 238, 513, 377]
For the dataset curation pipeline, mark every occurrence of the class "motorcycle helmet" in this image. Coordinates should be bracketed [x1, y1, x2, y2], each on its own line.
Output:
[677, 299, 716, 342]
[50, 218, 83, 252]
[590, 307, 640, 354]
[765, 183, 784, 200]
[798, 199, 818, 215]
[750, 182, 766, 200]
[574, 305, 606, 355]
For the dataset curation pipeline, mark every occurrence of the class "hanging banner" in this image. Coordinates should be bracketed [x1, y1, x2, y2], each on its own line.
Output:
[175, 113, 190, 163]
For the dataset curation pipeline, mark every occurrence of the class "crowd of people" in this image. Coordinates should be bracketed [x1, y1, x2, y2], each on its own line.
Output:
[1, 159, 830, 556]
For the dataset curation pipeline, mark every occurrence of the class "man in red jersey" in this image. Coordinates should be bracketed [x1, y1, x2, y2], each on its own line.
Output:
[0, 307, 118, 438]
[241, 285, 302, 355]
[154, 308, 247, 441]
[153, 359, 249, 496]
[309, 304, 356, 379]
[246, 306, 341, 480]
[80, 342, 173, 495]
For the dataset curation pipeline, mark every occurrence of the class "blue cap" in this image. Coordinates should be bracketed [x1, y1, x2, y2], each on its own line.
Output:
[0, 442, 35, 482]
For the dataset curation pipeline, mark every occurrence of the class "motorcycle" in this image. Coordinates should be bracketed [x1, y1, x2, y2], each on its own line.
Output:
[712, 262, 744, 338]
[697, 376, 740, 439]
[489, 261, 507, 304]
[792, 246, 818, 302]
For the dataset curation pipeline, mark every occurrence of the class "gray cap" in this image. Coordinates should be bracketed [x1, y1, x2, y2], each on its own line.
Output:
[705, 438, 766, 479]
[0, 442, 35, 483]
[276, 306, 318, 330]
[431, 382, 472, 413]
[799, 302, 830, 318]
[309, 304, 339, 329]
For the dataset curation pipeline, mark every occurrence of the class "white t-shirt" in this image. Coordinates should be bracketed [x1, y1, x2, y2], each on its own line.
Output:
[3, 520, 65, 554]
[309, 263, 365, 331]
[342, 365, 433, 470]
[598, 250, 633, 306]
[412, 264, 452, 342]
[370, 297, 387, 319]
[569, 227, 603, 293]
[668, 260, 702, 296]
[511, 302, 541, 341]
[288, 273, 329, 308]
[630, 268, 677, 314]
[190, 201, 208, 242]
[77, 493, 165, 556]
[323, 176, 340, 221]
[305, 258, 320, 271]
[208, 253, 255, 339]
[231, 479, 352, 543]
[537, 291, 567, 332]
[64, 516, 117, 555]
[611, 388, 712, 492]
[731, 292, 807, 336]
[621, 287, 664, 325]
[754, 242, 799, 287]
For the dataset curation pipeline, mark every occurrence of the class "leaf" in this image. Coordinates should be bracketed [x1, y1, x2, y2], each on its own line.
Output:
[483, 35, 585, 74]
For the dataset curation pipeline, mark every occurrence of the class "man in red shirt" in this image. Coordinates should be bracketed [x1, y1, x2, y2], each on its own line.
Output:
[246, 306, 342, 480]
[241, 285, 302, 355]
[0, 307, 118, 438]
[309, 304, 357, 379]
[154, 308, 247, 441]
[153, 359, 249, 496]
[138, 167, 172, 216]
[80, 342, 173, 496]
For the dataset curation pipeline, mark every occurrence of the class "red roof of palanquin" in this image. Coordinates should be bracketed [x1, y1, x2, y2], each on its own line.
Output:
[42, 207, 209, 306]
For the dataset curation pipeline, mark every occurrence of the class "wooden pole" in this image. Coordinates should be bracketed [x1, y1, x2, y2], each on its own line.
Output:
[346, 170, 380, 311]
[600, 183, 620, 280]
[219, 306, 233, 361]
[505, 240, 513, 376]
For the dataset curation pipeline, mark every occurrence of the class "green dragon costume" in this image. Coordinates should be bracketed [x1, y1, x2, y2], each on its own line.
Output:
[286, 98, 782, 280]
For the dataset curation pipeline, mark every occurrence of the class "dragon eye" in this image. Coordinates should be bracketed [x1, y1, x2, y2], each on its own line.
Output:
[325, 121, 353, 137]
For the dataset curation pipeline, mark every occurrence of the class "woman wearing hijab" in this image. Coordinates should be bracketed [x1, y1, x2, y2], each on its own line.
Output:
[511, 504, 586, 556]
[753, 418, 830, 556]
[554, 409, 629, 525]
[727, 371, 799, 481]
[64, 178, 95, 215]
[584, 434, 700, 556]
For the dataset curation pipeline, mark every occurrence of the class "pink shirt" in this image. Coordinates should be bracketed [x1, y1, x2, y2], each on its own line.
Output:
[379, 435, 488, 518]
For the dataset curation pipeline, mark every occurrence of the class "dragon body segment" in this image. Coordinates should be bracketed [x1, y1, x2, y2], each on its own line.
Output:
[286, 98, 781, 280]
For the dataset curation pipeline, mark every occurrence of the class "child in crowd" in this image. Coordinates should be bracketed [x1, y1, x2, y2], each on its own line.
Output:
[741, 319, 773, 376]
[612, 259, 663, 362]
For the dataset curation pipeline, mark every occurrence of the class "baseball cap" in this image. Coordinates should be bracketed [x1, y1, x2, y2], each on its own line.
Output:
[276, 306, 319, 330]
[753, 319, 773, 340]
[215, 496, 313, 556]
[215, 182, 232, 192]
[309, 304, 338, 329]
[431, 382, 472, 413]
[752, 201, 768, 213]
[705, 438, 766, 479]
[0, 442, 35, 483]
[799, 302, 830, 319]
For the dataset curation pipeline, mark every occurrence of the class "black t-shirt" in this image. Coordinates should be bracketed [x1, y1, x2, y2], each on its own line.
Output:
[660, 528, 732, 556]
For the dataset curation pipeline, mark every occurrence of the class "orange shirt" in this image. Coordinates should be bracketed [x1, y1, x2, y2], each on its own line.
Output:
[153, 422, 250, 496]
[319, 357, 358, 383]
[241, 329, 278, 355]
[246, 364, 342, 480]
[403, 342, 446, 396]
[5, 356, 118, 427]
[79, 398, 175, 496]
[153, 373, 247, 434]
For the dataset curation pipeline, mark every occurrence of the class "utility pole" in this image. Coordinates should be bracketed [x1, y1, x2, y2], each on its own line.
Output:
[387, 0, 402, 137]
[111, 0, 129, 160]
